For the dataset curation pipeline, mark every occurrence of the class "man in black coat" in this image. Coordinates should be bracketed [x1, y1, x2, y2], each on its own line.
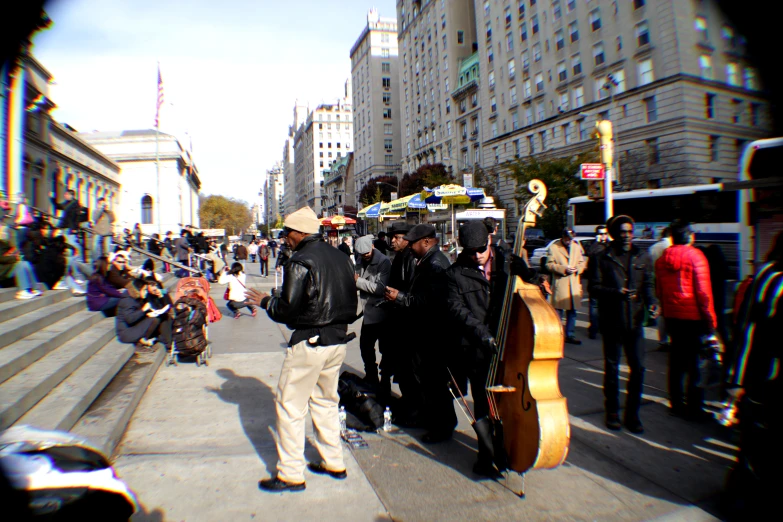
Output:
[337, 236, 352, 257]
[385, 224, 455, 443]
[373, 231, 389, 256]
[586, 225, 610, 339]
[245, 206, 358, 493]
[589, 215, 658, 434]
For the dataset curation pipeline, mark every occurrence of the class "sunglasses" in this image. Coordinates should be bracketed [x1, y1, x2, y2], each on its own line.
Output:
[466, 245, 489, 255]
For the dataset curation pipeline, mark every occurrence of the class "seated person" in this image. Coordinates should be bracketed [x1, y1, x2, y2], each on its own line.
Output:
[1, 238, 42, 300]
[141, 274, 172, 317]
[107, 251, 139, 298]
[87, 256, 126, 315]
[115, 278, 172, 352]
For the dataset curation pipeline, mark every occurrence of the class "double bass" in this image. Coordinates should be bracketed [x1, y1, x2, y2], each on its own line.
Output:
[486, 179, 570, 490]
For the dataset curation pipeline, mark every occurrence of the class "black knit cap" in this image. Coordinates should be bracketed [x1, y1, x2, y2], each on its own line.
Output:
[459, 221, 489, 249]
[607, 215, 635, 238]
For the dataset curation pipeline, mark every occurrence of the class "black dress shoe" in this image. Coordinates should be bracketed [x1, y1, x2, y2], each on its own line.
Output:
[473, 460, 503, 479]
[565, 337, 582, 345]
[605, 413, 622, 431]
[307, 461, 347, 479]
[421, 430, 453, 444]
[258, 477, 306, 492]
[624, 418, 644, 434]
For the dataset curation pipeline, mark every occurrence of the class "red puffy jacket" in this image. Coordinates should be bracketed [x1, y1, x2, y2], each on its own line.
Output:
[655, 245, 717, 329]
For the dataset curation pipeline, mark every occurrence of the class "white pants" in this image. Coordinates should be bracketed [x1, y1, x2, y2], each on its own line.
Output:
[275, 341, 346, 483]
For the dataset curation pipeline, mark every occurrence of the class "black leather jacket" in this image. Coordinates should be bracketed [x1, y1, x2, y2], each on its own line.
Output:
[394, 245, 450, 324]
[388, 246, 416, 293]
[264, 235, 358, 331]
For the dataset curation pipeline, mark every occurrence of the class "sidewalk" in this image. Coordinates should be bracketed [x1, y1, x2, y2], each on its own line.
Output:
[115, 262, 731, 521]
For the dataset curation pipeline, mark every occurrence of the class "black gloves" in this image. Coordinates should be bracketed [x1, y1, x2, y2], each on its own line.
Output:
[482, 336, 499, 355]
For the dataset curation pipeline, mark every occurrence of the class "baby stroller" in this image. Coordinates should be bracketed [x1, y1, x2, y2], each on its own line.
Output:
[166, 277, 215, 367]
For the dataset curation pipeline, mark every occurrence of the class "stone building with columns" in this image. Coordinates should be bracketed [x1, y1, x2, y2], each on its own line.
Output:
[1, 52, 121, 223]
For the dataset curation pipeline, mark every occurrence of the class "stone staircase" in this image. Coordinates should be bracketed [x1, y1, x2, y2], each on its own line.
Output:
[0, 270, 178, 457]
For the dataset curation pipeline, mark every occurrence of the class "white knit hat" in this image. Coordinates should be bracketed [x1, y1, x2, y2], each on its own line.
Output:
[283, 206, 320, 234]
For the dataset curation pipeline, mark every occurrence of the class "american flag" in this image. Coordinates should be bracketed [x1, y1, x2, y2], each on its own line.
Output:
[154, 64, 164, 128]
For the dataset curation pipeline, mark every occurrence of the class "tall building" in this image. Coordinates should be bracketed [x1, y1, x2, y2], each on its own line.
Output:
[350, 9, 401, 199]
[396, 0, 478, 176]
[264, 162, 284, 225]
[293, 85, 353, 216]
[283, 101, 307, 216]
[474, 0, 772, 221]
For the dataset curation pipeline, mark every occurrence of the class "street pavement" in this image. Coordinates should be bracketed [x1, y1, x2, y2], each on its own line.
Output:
[115, 260, 732, 521]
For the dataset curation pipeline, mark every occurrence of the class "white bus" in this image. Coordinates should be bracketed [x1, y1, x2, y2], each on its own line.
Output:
[567, 184, 740, 277]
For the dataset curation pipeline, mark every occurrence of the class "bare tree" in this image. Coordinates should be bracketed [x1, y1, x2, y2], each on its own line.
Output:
[616, 140, 697, 191]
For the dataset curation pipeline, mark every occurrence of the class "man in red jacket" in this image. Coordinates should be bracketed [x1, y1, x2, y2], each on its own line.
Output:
[655, 219, 718, 420]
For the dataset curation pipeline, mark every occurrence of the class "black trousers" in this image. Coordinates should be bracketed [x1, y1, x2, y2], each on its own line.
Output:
[420, 352, 458, 434]
[260, 258, 269, 276]
[602, 328, 645, 419]
[359, 322, 386, 384]
[666, 318, 706, 414]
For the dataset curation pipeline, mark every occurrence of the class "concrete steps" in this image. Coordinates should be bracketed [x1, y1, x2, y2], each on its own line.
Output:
[0, 268, 178, 457]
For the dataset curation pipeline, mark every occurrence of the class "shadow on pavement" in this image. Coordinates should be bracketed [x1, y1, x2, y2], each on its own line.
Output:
[208, 368, 279, 477]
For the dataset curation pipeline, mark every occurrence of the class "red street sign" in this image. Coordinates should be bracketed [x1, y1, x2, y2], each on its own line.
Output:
[581, 163, 605, 180]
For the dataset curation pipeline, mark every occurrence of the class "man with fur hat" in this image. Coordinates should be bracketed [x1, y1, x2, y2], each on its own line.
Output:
[385, 223, 455, 442]
[354, 235, 392, 392]
[245, 206, 358, 492]
[589, 215, 658, 434]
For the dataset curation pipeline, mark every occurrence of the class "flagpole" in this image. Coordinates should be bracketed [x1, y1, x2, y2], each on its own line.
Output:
[155, 62, 162, 235]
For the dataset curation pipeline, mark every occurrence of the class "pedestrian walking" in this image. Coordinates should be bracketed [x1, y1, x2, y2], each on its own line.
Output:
[354, 235, 391, 391]
[338, 236, 352, 257]
[586, 225, 609, 339]
[259, 241, 270, 277]
[50, 189, 85, 260]
[235, 241, 248, 271]
[245, 206, 357, 492]
[133, 223, 142, 248]
[655, 220, 717, 420]
[546, 228, 587, 345]
[589, 215, 658, 434]
[268, 238, 278, 258]
[173, 229, 193, 277]
[218, 262, 256, 319]
[248, 240, 258, 263]
[650, 227, 673, 350]
[384, 224, 455, 443]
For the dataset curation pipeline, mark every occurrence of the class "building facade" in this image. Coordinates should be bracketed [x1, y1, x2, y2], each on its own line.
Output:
[452, 51, 484, 181]
[264, 162, 284, 225]
[80, 130, 201, 234]
[350, 9, 402, 199]
[293, 87, 353, 216]
[283, 101, 307, 216]
[322, 152, 355, 217]
[396, 0, 478, 176]
[1, 51, 120, 227]
[474, 0, 772, 221]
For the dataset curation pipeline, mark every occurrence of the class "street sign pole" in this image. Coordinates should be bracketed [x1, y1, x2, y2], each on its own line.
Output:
[605, 164, 613, 221]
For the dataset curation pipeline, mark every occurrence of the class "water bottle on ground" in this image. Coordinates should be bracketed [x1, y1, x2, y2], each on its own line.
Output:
[383, 406, 392, 432]
[339, 405, 347, 433]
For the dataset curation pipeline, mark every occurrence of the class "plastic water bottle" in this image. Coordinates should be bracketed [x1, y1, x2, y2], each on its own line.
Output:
[338, 406, 347, 433]
[383, 406, 392, 432]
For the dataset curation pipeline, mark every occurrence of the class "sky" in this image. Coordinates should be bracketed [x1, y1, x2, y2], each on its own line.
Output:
[31, 0, 397, 204]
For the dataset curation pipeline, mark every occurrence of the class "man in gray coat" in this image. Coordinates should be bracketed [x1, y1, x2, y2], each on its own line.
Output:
[354, 235, 391, 390]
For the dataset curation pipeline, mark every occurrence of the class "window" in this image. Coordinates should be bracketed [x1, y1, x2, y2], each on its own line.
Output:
[381, 48, 390, 58]
[484, 0, 490, 17]
[705, 93, 716, 119]
[458, 30, 464, 44]
[382, 77, 391, 89]
[743, 67, 757, 90]
[510, 86, 518, 105]
[525, 106, 533, 125]
[572, 54, 582, 75]
[534, 43, 541, 62]
[569, 21, 579, 43]
[472, 92, 478, 107]
[617, 35, 622, 51]
[489, 70, 495, 88]
[578, 119, 588, 140]
[319, 161, 323, 167]
[385, 155, 394, 165]
[337, 142, 341, 148]
[750, 102, 760, 126]
[636, 21, 650, 46]
[505, 7, 512, 26]
[638, 58, 654, 85]
[557, 61, 567, 82]
[486, 22, 492, 41]
[383, 93, 392, 104]
[514, 139, 520, 157]
[589, 9, 601, 32]
[731, 99, 742, 124]
[553, 0, 562, 21]
[535, 72, 544, 92]
[559, 92, 568, 110]
[537, 102, 545, 121]
[540, 130, 547, 149]
[383, 108, 392, 119]
[644, 96, 658, 122]
[634, 0, 645, 9]
[573, 85, 584, 108]
[319, 142, 323, 148]
[384, 139, 393, 151]
[524, 78, 532, 97]
[488, 46, 494, 63]
[381, 33, 390, 43]
[507, 32, 514, 52]
[447, 121, 453, 135]
[593, 42, 605, 66]
[508, 59, 516, 79]
[612, 69, 626, 93]
[556, 30, 565, 50]
[528, 135, 536, 154]
[328, 142, 332, 148]
[519, 1, 526, 18]
[491, 121, 498, 138]
[512, 111, 519, 130]
[699, 55, 713, 80]
[491, 96, 497, 112]
[459, 99, 467, 114]
[384, 124, 393, 135]
[382, 62, 391, 73]
[726, 63, 740, 86]
[141, 195, 153, 224]
[694, 16, 708, 41]
[532, 15, 539, 34]
[646, 138, 660, 164]
[721, 25, 735, 45]
[708, 135, 719, 162]
[520, 22, 528, 42]
[563, 123, 572, 144]
[522, 50, 530, 68]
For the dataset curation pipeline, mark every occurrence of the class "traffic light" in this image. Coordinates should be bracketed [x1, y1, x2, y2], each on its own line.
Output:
[595, 120, 613, 171]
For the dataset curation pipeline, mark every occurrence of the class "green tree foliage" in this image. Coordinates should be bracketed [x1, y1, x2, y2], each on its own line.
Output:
[359, 175, 399, 206]
[198, 194, 253, 235]
[507, 152, 597, 238]
[398, 163, 454, 197]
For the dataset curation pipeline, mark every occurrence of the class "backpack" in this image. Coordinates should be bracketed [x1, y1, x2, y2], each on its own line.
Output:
[172, 297, 208, 357]
[337, 371, 385, 431]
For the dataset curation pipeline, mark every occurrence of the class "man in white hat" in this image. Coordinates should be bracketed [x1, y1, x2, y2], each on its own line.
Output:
[245, 206, 358, 492]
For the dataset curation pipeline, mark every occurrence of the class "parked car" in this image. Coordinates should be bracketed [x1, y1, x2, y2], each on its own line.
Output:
[530, 237, 593, 273]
